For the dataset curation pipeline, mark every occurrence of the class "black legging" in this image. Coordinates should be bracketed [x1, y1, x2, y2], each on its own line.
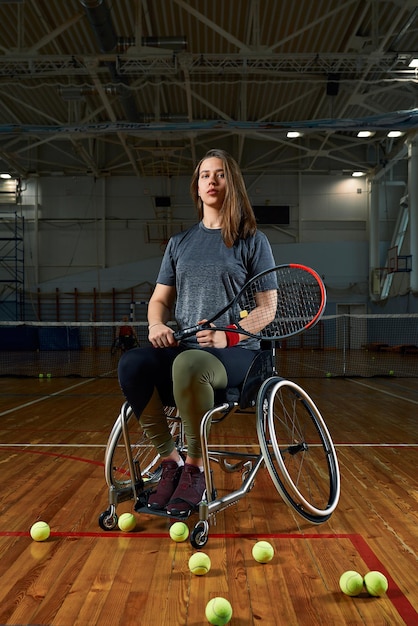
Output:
[118, 345, 258, 458]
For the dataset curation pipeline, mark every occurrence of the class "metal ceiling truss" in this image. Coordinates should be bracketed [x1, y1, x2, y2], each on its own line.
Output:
[0, 52, 415, 78]
[0, 0, 417, 178]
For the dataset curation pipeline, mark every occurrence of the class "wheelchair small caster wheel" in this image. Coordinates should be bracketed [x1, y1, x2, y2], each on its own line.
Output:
[190, 520, 209, 548]
[98, 509, 118, 531]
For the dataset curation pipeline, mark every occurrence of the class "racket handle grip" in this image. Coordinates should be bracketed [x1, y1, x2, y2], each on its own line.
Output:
[174, 321, 213, 341]
[173, 324, 202, 341]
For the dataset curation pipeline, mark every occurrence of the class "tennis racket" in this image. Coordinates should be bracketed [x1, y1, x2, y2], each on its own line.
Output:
[173, 263, 326, 342]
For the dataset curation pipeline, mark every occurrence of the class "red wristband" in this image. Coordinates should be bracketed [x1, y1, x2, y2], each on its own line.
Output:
[225, 324, 240, 347]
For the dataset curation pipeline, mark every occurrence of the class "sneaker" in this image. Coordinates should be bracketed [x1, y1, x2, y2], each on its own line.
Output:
[147, 461, 183, 510]
[166, 464, 206, 516]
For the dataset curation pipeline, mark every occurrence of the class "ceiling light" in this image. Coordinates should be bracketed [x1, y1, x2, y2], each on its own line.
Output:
[408, 58, 418, 68]
[387, 130, 403, 138]
[0, 173, 12, 179]
[352, 171, 366, 177]
[357, 131, 375, 138]
[287, 131, 303, 138]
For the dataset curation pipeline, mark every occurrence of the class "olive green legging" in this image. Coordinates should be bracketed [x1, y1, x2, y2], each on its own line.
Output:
[140, 349, 228, 458]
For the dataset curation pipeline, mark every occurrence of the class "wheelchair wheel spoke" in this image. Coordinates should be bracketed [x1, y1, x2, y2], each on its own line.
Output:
[257, 377, 340, 523]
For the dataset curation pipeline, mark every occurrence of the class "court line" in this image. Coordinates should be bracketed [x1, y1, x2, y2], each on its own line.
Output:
[350, 533, 418, 624]
[346, 377, 418, 404]
[0, 443, 106, 448]
[0, 377, 97, 417]
[0, 446, 103, 466]
[0, 442, 417, 449]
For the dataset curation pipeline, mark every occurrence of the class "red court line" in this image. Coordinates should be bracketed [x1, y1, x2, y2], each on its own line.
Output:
[0, 446, 104, 467]
[1, 531, 344, 539]
[350, 533, 417, 625]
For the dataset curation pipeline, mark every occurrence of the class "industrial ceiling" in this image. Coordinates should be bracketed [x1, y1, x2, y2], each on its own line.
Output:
[0, 0, 417, 179]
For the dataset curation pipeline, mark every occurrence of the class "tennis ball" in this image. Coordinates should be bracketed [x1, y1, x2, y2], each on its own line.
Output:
[252, 540, 274, 563]
[364, 571, 388, 596]
[30, 521, 50, 542]
[118, 512, 136, 532]
[38, 373, 44, 378]
[389, 370, 394, 376]
[339, 570, 364, 596]
[169, 521, 189, 542]
[325, 372, 332, 378]
[46, 373, 52, 378]
[205, 597, 233, 625]
[188, 551, 211, 575]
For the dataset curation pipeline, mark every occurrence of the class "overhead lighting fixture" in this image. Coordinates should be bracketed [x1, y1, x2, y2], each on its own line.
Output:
[408, 58, 418, 68]
[357, 131, 375, 138]
[352, 171, 366, 177]
[0, 173, 12, 179]
[387, 130, 403, 138]
[287, 131, 303, 138]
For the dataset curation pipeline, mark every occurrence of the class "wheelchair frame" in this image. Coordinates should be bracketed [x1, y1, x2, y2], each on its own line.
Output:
[99, 345, 340, 547]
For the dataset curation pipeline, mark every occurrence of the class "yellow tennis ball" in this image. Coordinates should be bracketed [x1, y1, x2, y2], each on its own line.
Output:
[339, 570, 364, 596]
[118, 512, 136, 532]
[364, 571, 388, 596]
[252, 540, 274, 563]
[188, 551, 211, 575]
[205, 597, 233, 625]
[169, 521, 189, 542]
[30, 521, 50, 542]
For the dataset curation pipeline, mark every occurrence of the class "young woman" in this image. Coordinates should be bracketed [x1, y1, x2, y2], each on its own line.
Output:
[118, 149, 275, 516]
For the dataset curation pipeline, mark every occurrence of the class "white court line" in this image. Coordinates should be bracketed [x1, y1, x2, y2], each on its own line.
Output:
[346, 377, 418, 405]
[0, 377, 96, 417]
[0, 443, 106, 448]
[334, 443, 418, 447]
[1, 442, 417, 450]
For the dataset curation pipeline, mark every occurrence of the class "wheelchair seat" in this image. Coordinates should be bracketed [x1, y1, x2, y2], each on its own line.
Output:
[213, 346, 275, 408]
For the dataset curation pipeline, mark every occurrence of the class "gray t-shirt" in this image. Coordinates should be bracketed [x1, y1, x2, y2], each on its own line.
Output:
[156, 222, 275, 349]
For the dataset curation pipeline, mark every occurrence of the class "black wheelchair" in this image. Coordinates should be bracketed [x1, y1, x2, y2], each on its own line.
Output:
[99, 343, 340, 548]
[110, 335, 138, 356]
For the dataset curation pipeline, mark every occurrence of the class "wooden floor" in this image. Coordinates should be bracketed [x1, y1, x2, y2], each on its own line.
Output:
[0, 374, 417, 625]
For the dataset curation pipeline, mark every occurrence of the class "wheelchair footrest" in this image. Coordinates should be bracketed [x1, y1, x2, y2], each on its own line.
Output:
[134, 502, 193, 520]
[133, 488, 193, 519]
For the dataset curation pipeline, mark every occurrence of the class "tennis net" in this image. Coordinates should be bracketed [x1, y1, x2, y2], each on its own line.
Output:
[1, 315, 417, 378]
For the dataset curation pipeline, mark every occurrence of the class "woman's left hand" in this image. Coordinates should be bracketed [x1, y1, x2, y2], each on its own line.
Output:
[196, 320, 228, 348]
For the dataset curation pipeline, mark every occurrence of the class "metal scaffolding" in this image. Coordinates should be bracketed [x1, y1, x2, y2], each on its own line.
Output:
[0, 212, 25, 320]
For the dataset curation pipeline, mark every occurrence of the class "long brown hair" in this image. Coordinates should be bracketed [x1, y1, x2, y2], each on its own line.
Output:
[190, 149, 257, 248]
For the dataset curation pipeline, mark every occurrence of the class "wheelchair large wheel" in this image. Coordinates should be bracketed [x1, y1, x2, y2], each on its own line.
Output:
[105, 403, 181, 491]
[110, 338, 122, 357]
[256, 377, 340, 523]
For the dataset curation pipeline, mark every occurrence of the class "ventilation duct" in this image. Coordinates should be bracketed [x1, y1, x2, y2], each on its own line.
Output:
[79, 0, 117, 52]
[117, 36, 187, 52]
[79, 0, 138, 122]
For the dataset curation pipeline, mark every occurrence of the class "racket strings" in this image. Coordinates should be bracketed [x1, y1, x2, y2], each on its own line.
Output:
[238, 267, 324, 340]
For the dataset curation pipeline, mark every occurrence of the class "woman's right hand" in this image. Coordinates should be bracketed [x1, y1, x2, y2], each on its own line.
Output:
[148, 323, 177, 348]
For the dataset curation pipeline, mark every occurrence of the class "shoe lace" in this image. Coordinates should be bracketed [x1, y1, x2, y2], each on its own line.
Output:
[182, 465, 201, 489]
[161, 463, 179, 482]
